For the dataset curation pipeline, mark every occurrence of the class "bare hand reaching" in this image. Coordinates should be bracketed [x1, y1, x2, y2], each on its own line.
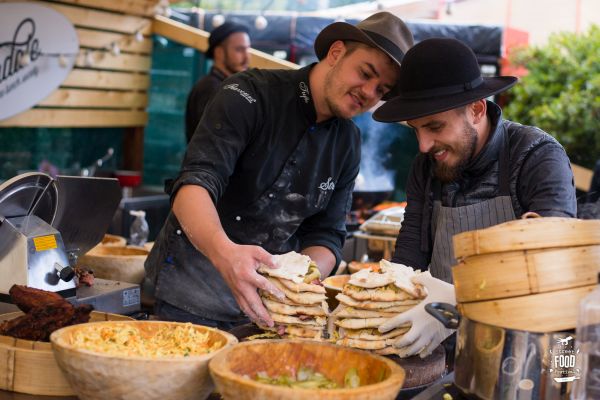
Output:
[209, 242, 285, 327]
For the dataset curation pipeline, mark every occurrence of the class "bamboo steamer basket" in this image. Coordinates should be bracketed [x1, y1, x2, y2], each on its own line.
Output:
[78, 245, 149, 284]
[457, 285, 595, 332]
[209, 339, 405, 400]
[50, 320, 238, 400]
[452, 217, 600, 259]
[0, 311, 132, 396]
[453, 244, 600, 303]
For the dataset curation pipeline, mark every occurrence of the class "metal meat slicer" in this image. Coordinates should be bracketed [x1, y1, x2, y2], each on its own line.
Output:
[0, 172, 141, 315]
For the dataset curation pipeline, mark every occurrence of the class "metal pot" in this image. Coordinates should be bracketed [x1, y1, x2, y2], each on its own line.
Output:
[351, 190, 393, 210]
[426, 303, 576, 400]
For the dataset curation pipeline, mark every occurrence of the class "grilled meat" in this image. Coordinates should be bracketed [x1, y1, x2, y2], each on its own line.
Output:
[0, 285, 95, 341]
[9, 284, 65, 313]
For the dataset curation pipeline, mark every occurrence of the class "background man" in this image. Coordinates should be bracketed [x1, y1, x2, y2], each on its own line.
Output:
[146, 12, 414, 330]
[373, 38, 576, 358]
[185, 21, 251, 143]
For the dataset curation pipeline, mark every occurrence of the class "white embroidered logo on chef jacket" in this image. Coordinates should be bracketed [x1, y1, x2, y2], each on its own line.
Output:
[299, 82, 310, 104]
[318, 177, 335, 191]
[223, 83, 256, 104]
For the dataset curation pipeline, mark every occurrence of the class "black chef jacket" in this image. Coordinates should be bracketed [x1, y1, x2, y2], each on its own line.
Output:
[185, 66, 227, 143]
[145, 64, 361, 321]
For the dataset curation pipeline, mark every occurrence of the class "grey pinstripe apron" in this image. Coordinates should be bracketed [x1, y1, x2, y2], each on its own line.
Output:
[429, 133, 516, 282]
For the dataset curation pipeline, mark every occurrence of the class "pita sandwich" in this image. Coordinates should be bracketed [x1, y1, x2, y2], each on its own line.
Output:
[341, 326, 409, 341]
[335, 306, 399, 319]
[336, 337, 397, 350]
[335, 317, 389, 330]
[270, 311, 327, 327]
[266, 277, 327, 305]
[343, 283, 417, 302]
[261, 296, 327, 317]
[335, 293, 420, 309]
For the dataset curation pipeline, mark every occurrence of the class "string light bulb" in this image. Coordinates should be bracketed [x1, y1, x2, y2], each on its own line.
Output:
[255, 15, 268, 30]
[212, 14, 225, 28]
[19, 52, 31, 67]
[110, 42, 121, 56]
[58, 54, 68, 68]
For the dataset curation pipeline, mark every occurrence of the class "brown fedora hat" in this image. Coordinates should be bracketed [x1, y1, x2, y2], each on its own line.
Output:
[314, 12, 414, 100]
[373, 37, 518, 121]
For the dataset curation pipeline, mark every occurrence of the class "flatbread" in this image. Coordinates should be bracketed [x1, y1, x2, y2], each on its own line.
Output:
[341, 327, 409, 341]
[270, 311, 326, 327]
[336, 306, 399, 319]
[261, 297, 328, 316]
[374, 346, 406, 356]
[335, 317, 389, 330]
[274, 276, 326, 294]
[266, 277, 326, 305]
[336, 293, 421, 309]
[343, 284, 416, 302]
[257, 323, 324, 340]
[337, 337, 390, 350]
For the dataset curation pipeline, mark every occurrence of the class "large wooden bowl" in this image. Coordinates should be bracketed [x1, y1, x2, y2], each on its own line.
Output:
[0, 311, 132, 396]
[78, 245, 149, 284]
[209, 339, 405, 400]
[51, 321, 237, 400]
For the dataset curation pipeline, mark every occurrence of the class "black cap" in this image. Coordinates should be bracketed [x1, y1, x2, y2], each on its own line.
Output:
[206, 21, 250, 59]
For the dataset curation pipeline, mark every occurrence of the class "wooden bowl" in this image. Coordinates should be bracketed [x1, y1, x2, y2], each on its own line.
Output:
[50, 321, 237, 400]
[322, 275, 350, 310]
[347, 261, 380, 275]
[78, 245, 149, 284]
[209, 339, 405, 400]
[0, 311, 132, 396]
[100, 234, 127, 247]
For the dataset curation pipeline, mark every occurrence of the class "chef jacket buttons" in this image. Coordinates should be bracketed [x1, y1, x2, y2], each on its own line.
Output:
[235, 216, 241, 221]
[268, 193, 274, 198]
[176, 229, 182, 235]
[290, 159, 297, 165]
[215, 122, 222, 130]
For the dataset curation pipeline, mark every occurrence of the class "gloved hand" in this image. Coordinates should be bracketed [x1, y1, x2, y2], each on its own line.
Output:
[379, 271, 456, 358]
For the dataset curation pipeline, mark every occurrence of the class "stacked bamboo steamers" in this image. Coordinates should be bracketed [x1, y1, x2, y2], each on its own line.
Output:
[451, 217, 600, 332]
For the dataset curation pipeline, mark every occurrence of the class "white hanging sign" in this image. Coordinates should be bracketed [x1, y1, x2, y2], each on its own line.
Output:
[0, 3, 79, 120]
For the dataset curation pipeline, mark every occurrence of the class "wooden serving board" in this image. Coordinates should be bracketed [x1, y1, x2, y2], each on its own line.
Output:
[452, 217, 600, 259]
[452, 244, 600, 303]
[0, 311, 132, 396]
[457, 285, 595, 332]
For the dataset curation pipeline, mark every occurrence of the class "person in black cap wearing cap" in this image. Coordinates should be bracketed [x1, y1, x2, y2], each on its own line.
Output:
[145, 12, 414, 329]
[185, 21, 251, 143]
[374, 38, 576, 358]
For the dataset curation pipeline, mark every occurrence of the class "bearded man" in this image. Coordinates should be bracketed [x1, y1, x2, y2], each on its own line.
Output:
[372, 38, 576, 358]
[146, 12, 414, 329]
[185, 21, 251, 143]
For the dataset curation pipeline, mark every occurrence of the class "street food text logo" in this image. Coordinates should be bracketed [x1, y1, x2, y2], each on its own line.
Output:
[550, 335, 581, 383]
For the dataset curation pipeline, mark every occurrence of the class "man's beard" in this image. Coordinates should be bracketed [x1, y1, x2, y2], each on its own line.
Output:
[432, 120, 478, 183]
[323, 64, 345, 118]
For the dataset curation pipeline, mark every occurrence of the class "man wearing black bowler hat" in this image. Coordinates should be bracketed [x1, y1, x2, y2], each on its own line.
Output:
[374, 38, 576, 358]
[185, 21, 251, 143]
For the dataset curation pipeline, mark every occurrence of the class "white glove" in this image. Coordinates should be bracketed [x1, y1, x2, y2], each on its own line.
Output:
[378, 271, 456, 358]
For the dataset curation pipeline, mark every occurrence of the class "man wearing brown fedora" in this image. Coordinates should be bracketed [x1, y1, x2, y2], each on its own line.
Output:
[145, 12, 414, 329]
[375, 38, 576, 358]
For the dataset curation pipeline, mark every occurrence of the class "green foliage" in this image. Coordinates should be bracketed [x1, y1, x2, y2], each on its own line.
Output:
[504, 25, 600, 168]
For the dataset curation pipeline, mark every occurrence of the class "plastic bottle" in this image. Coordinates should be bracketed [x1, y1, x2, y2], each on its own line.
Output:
[572, 273, 600, 399]
[129, 210, 149, 247]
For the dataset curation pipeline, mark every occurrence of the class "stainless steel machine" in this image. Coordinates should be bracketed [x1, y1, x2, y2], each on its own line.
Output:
[0, 172, 141, 315]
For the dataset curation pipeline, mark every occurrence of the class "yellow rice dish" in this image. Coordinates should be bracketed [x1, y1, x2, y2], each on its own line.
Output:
[70, 323, 222, 358]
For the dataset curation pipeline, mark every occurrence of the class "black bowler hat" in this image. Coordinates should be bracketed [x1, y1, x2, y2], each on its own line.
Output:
[373, 38, 518, 121]
[314, 12, 414, 100]
[206, 21, 250, 59]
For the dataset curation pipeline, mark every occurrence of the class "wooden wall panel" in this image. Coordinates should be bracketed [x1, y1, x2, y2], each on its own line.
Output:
[49, 0, 163, 18]
[0, 109, 148, 127]
[38, 89, 147, 109]
[77, 28, 152, 54]
[62, 70, 149, 90]
[75, 51, 151, 72]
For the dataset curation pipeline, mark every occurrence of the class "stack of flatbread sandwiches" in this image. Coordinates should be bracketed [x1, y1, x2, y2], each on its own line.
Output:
[257, 251, 329, 340]
[329, 260, 426, 356]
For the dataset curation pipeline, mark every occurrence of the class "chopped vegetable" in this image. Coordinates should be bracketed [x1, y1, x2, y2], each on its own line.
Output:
[252, 366, 361, 389]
